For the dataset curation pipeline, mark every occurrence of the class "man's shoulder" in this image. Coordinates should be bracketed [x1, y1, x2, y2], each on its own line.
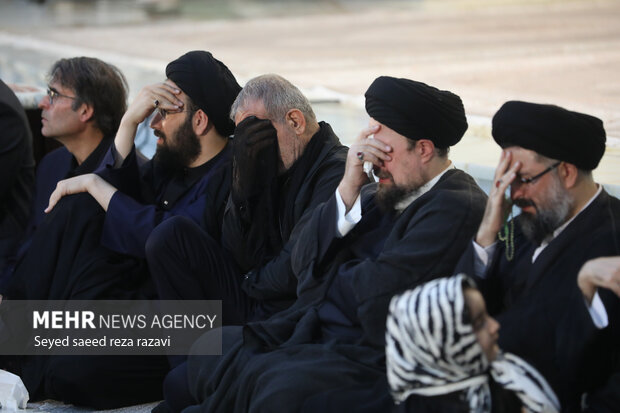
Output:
[38, 146, 72, 170]
[431, 168, 487, 202]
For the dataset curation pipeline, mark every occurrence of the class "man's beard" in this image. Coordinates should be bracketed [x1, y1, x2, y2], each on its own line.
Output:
[515, 177, 574, 245]
[153, 116, 201, 173]
[375, 173, 420, 213]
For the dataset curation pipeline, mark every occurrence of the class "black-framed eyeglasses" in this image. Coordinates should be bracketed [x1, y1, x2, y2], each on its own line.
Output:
[47, 87, 76, 105]
[516, 161, 561, 185]
[157, 107, 188, 120]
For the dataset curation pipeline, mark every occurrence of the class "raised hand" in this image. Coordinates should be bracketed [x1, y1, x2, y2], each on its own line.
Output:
[475, 150, 521, 247]
[337, 124, 392, 211]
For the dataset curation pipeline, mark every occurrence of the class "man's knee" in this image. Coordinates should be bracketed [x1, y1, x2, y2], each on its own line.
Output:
[145, 216, 196, 261]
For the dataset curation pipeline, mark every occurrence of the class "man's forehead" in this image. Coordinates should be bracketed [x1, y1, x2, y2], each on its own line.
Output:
[234, 98, 268, 124]
[48, 78, 73, 94]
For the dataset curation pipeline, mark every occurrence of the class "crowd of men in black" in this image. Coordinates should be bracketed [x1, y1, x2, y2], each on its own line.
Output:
[0, 51, 618, 412]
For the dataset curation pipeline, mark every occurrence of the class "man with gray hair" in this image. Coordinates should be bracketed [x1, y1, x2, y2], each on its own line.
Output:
[145, 74, 347, 329]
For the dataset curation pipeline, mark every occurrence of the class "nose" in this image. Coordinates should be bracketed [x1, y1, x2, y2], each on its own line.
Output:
[150, 111, 163, 128]
[38, 94, 50, 109]
[510, 181, 526, 202]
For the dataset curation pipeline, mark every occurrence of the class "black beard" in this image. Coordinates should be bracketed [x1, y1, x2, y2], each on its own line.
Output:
[375, 184, 411, 213]
[153, 115, 201, 174]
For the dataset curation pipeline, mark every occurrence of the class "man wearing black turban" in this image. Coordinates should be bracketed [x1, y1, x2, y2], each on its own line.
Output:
[456, 101, 620, 410]
[46, 50, 241, 258]
[5, 51, 241, 409]
[172, 76, 487, 413]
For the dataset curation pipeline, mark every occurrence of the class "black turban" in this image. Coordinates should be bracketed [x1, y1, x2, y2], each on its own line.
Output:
[492, 101, 606, 170]
[166, 50, 241, 137]
[365, 76, 468, 148]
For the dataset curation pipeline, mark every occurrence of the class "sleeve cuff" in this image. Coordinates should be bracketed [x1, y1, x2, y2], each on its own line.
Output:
[588, 291, 609, 329]
[335, 188, 362, 237]
[472, 240, 497, 279]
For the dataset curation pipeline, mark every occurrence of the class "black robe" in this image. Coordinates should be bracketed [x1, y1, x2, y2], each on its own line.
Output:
[223, 122, 348, 316]
[186, 168, 488, 412]
[0, 80, 34, 273]
[457, 189, 620, 412]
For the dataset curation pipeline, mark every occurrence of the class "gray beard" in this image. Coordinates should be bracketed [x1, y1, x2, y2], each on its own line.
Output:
[517, 181, 573, 245]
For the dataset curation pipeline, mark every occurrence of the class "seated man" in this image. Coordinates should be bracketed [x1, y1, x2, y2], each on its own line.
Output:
[1, 51, 241, 410]
[161, 76, 487, 413]
[145, 74, 347, 325]
[0, 57, 127, 295]
[0, 79, 34, 273]
[457, 101, 620, 410]
[46, 50, 241, 258]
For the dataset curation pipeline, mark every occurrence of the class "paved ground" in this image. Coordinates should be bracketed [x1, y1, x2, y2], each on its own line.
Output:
[1, 0, 618, 186]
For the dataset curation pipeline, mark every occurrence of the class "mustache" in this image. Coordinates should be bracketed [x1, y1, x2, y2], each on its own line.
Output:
[513, 198, 536, 209]
[154, 130, 165, 140]
[375, 168, 391, 180]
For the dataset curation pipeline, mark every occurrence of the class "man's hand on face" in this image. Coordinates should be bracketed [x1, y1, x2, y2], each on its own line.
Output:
[123, 81, 184, 128]
[475, 150, 521, 247]
[231, 116, 279, 205]
[337, 124, 391, 212]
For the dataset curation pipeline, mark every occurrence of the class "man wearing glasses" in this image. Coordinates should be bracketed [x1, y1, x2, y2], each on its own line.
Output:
[45, 50, 241, 260]
[0, 57, 127, 294]
[458, 101, 620, 411]
[2, 51, 241, 409]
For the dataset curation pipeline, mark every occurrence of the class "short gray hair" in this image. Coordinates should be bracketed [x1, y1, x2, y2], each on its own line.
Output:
[230, 74, 316, 124]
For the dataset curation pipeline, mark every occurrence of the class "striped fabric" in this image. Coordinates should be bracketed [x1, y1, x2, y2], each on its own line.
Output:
[386, 274, 559, 413]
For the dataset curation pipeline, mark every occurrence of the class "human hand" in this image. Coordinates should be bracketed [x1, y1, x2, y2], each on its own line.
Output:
[45, 174, 97, 213]
[231, 116, 279, 204]
[475, 150, 521, 247]
[577, 256, 620, 304]
[337, 124, 391, 211]
[122, 80, 184, 128]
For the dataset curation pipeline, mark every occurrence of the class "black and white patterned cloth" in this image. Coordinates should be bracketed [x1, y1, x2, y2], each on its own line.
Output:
[385, 274, 560, 413]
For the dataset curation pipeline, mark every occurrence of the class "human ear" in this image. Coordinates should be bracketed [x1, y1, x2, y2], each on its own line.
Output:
[286, 109, 306, 135]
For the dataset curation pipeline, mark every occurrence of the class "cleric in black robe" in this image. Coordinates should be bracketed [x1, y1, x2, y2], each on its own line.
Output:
[456, 101, 620, 411]
[161, 76, 488, 413]
[0, 80, 34, 277]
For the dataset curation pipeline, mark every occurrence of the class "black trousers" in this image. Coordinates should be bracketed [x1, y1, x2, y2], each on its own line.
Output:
[145, 216, 256, 326]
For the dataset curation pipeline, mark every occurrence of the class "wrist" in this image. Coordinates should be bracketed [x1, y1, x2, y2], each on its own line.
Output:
[577, 273, 596, 304]
[475, 228, 496, 248]
[338, 181, 361, 212]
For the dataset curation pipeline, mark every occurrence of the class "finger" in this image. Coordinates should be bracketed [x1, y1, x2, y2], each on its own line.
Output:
[163, 80, 182, 94]
[356, 145, 392, 163]
[353, 151, 384, 168]
[145, 84, 184, 108]
[493, 150, 512, 182]
[355, 124, 380, 143]
[363, 136, 392, 154]
[151, 89, 184, 109]
[45, 189, 61, 213]
[493, 161, 520, 196]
